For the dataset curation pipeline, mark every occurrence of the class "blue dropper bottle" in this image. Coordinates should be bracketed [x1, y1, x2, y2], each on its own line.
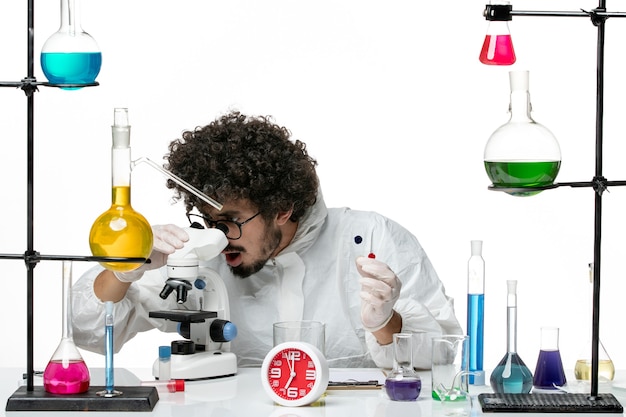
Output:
[467, 240, 485, 385]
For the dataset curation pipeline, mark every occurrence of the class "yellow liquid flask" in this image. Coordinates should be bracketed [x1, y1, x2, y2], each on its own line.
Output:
[574, 263, 615, 383]
[89, 108, 153, 271]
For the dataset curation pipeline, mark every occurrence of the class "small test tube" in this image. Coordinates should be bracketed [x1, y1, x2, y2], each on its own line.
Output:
[140, 379, 185, 393]
[159, 346, 171, 380]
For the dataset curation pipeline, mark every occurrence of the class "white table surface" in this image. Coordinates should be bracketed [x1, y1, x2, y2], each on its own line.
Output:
[3, 367, 626, 416]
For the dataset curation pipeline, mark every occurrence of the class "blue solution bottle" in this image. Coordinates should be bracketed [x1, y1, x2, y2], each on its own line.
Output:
[467, 240, 485, 385]
[490, 280, 533, 393]
[40, 0, 102, 89]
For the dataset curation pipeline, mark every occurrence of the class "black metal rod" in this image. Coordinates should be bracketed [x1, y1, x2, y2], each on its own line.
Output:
[25, 0, 35, 392]
[590, 0, 608, 400]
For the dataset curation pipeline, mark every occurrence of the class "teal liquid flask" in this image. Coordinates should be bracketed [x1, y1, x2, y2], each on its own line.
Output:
[484, 70, 561, 196]
[41, 0, 102, 89]
[490, 280, 533, 393]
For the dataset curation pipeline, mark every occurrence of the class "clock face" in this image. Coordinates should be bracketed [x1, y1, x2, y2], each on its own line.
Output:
[261, 342, 329, 407]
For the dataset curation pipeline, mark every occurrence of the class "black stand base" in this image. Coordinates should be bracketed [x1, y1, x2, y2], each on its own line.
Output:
[479, 393, 623, 413]
[5, 386, 159, 412]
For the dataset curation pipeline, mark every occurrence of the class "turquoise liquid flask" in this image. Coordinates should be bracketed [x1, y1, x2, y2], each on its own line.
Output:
[43, 261, 90, 394]
[467, 240, 485, 385]
[490, 280, 533, 393]
[484, 70, 561, 196]
[40, 0, 102, 88]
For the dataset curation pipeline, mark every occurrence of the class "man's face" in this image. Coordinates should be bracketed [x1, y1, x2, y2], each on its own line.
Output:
[203, 201, 282, 278]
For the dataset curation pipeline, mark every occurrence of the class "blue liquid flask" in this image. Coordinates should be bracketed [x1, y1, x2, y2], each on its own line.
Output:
[490, 280, 533, 393]
[467, 240, 485, 385]
[40, 0, 102, 89]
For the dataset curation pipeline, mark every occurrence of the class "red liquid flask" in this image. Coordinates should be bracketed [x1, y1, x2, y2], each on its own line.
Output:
[479, 34, 516, 65]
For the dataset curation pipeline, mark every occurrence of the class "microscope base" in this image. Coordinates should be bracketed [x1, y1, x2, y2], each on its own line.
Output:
[152, 351, 237, 381]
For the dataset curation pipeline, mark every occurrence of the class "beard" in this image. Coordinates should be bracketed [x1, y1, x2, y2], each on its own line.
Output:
[230, 225, 282, 278]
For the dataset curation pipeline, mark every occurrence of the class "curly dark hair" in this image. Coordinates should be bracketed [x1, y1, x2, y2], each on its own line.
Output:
[164, 111, 319, 222]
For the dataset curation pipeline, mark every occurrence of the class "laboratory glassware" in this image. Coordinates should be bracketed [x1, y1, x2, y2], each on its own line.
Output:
[89, 108, 153, 272]
[97, 301, 122, 397]
[484, 70, 561, 196]
[533, 326, 566, 390]
[40, 0, 102, 88]
[43, 261, 90, 394]
[385, 333, 421, 401]
[490, 280, 533, 393]
[467, 240, 485, 385]
[159, 346, 172, 381]
[575, 263, 615, 382]
[479, 1, 516, 65]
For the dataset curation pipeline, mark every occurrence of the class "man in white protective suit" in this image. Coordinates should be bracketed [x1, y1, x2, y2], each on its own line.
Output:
[72, 110, 462, 369]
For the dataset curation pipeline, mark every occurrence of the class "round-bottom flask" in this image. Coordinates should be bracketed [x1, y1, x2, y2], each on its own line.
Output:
[385, 333, 421, 401]
[484, 71, 561, 196]
[43, 262, 90, 394]
[41, 0, 102, 88]
[89, 108, 153, 271]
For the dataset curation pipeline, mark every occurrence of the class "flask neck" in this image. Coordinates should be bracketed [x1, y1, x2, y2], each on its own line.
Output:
[60, 0, 83, 34]
[111, 147, 132, 206]
[61, 261, 73, 340]
[508, 90, 533, 123]
[392, 334, 414, 372]
[506, 305, 517, 353]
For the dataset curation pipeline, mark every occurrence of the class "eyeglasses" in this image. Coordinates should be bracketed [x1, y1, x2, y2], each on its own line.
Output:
[187, 211, 261, 240]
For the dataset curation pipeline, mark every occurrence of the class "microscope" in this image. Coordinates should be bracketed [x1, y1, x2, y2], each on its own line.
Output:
[148, 223, 238, 380]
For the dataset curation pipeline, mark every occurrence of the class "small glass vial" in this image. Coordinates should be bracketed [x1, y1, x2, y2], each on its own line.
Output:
[533, 327, 566, 390]
[385, 333, 421, 401]
[484, 71, 561, 196]
[159, 346, 172, 381]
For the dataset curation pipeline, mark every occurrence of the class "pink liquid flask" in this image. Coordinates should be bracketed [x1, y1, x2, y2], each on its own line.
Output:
[43, 359, 91, 394]
[43, 262, 91, 394]
[479, 34, 516, 65]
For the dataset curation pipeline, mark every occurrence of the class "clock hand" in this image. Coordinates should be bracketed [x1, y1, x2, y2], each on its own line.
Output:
[284, 352, 297, 389]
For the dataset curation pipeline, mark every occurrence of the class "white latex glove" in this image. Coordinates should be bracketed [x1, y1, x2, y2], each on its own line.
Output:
[356, 256, 402, 332]
[114, 224, 189, 283]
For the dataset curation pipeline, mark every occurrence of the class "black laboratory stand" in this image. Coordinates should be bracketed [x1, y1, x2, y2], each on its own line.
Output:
[478, 1, 625, 413]
[0, 0, 154, 411]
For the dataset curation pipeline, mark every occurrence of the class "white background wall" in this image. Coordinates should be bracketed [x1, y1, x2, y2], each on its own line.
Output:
[1, 0, 626, 380]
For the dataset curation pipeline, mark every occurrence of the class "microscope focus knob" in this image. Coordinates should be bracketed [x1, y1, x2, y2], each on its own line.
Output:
[210, 319, 238, 343]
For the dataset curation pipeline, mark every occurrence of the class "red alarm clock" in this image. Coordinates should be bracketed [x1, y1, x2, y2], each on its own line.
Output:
[261, 341, 329, 407]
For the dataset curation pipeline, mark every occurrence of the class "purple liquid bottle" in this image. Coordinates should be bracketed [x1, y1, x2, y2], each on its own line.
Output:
[385, 333, 421, 401]
[533, 327, 566, 390]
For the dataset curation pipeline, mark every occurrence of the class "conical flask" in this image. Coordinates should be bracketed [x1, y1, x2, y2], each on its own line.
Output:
[89, 108, 153, 272]
[490, 280, 533, 393]
[479, 1, 516, 65]
[385, 333, 421, 401]
[43, 261, 90, 394]
[40, 0, 102, 89]
[574, 263, 615, 382]
[533, 326, 566, 390]
[484, 70, 561, 196]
